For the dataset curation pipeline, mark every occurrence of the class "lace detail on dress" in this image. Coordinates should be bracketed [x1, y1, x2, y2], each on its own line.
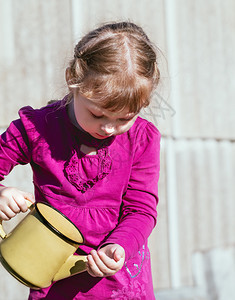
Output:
[64, 146, 112, 193]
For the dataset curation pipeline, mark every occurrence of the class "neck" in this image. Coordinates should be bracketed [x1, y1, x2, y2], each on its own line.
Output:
[68, 99, 85, 132]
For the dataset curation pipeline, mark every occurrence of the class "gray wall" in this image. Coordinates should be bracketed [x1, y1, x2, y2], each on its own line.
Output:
[0, 1, 234, 299]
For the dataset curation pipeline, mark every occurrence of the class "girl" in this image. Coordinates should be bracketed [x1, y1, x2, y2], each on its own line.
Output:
[0, 22, 161, 299]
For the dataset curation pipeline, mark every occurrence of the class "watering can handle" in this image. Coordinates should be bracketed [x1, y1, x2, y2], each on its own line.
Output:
[0, 199, 34, 239]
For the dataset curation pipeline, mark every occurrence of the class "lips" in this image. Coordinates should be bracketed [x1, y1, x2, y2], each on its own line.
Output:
[96, 133, 111, 138]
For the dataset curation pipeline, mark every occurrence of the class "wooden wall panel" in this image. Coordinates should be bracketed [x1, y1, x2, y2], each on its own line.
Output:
[0, 0, 72, 127]
[175, 139, 235, 286]
[165, 0, 235, 139]
[149, 139, 170, 289]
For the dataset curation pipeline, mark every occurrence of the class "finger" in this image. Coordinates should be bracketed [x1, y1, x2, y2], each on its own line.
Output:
[98, 244, 125, 265]
[90, 250, 116, 277]
[91, 250, 119, 276]
[0, 210, 11, 221]
[13, 190, 34, 212]
[114, 253, 121, 262]
[21, 191, 35, 203]
[113, 247, 125, 262]
[19, 191, 35, 209]
[12, 195, 29, 212]
[0, 206, 16, 220]
[8, 200, 21, 214]
[87, 254, 104, 277]
[98, 251, 122, 270]
[90, 250, 112, 276]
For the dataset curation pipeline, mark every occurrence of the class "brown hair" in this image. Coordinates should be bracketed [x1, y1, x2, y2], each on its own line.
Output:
[67, 21, 160, 113]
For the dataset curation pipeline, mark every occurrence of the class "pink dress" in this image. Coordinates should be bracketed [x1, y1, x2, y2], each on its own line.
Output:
[0, 97, 161, 299]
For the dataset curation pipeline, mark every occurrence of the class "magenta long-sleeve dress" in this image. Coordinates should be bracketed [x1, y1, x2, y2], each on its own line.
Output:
[0, 98, 161, 299]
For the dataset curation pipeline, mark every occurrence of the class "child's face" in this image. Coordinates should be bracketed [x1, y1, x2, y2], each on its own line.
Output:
[73, 92, 138, 139]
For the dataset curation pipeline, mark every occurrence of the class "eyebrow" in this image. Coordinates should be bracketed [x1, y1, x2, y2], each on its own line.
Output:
[88, 101, 136, 118]
[82, 95, 137, 120]
[90, 108, 136, 119]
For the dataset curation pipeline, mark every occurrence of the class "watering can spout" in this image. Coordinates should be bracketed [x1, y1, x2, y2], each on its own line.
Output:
[53, 255, 87, 282]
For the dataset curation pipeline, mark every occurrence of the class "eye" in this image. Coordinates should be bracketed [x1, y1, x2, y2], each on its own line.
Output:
[90, 112, 103, 119]
[118, 117, 133, 122]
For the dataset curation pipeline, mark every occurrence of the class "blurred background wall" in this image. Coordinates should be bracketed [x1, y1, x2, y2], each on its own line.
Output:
[0, 0, 234, 299]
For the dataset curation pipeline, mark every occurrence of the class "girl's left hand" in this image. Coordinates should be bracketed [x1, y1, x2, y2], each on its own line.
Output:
[87, 244, 125, 277]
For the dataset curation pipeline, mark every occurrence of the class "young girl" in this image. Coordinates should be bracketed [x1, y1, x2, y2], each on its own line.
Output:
[0, 22, 161, 299]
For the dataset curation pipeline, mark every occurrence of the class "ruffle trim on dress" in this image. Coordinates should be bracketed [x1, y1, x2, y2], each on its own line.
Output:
[64, 147, 112, 193]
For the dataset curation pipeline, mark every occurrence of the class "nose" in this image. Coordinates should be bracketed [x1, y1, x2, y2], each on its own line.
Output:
[100, 123, 116, 135]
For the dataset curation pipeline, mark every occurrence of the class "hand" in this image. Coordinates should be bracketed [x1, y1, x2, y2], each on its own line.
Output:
[87, 244, 125, 277]
[0, 186, 35, 220]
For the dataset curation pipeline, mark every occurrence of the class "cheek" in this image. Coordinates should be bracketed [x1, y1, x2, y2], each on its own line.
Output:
[74, 106, 91, 126]
[117, 119, 136, 134]
[83, 116, 100, 131]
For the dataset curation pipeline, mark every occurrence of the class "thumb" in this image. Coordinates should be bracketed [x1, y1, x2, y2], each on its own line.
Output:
[20, 191, 35, 204]
[113, 246, 125, 262]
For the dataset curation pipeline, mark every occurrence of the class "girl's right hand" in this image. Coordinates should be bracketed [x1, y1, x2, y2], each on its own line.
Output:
[0, 187, 35, 221]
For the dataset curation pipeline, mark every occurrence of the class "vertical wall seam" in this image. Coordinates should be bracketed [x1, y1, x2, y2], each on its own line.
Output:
[164, 0, 181, 288]
[164, 0, 181, 138]
[165, 137, 181, 288]
[71, 0, 85, 44]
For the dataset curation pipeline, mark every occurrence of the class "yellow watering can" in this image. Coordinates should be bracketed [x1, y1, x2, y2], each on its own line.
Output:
[0, 201, 87, 289]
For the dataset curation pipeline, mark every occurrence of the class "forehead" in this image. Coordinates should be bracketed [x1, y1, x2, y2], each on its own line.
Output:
[79, 94, 136, 119]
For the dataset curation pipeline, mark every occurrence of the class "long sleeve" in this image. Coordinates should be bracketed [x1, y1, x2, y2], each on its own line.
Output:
[101, 122, 161, 260]
[0, 118, 31, 184]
